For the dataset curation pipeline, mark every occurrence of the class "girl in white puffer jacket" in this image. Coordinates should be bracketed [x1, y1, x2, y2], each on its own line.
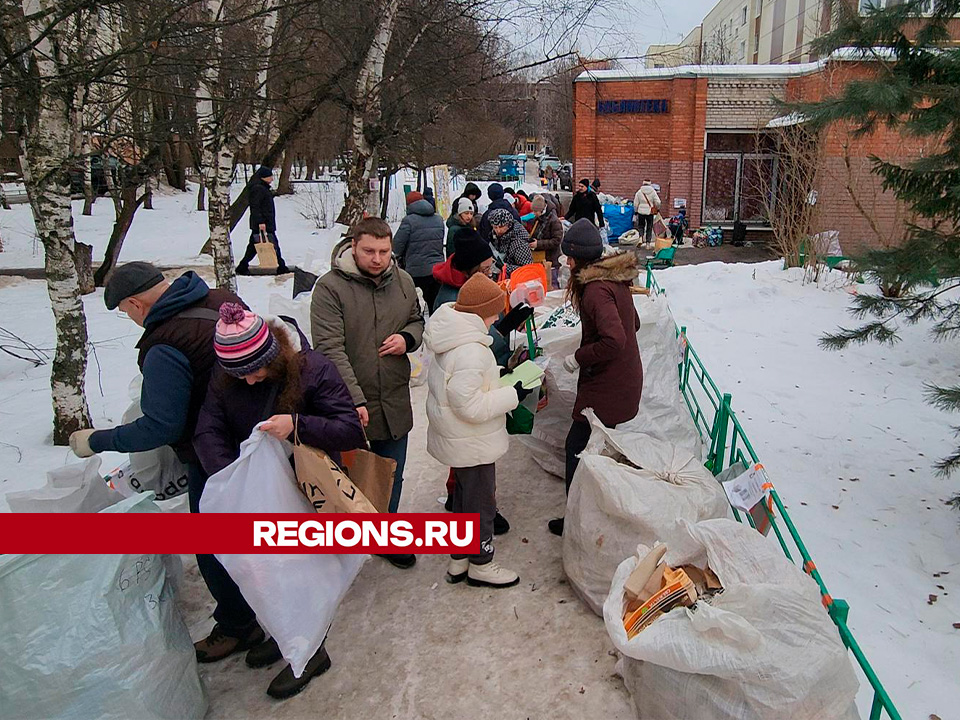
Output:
[423, 273, 528, 589]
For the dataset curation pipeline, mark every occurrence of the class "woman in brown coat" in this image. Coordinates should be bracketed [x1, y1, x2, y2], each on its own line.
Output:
[529, 195, 564, 288]
[548, 219, 642, 536]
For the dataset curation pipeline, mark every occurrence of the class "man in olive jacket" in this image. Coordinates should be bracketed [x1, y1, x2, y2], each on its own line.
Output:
[311, 217, 425, 524]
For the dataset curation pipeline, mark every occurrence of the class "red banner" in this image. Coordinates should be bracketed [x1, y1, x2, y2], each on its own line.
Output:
[0, 513, 481, 554]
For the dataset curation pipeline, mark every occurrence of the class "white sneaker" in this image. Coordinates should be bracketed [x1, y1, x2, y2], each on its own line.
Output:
[446, 557, 469, 584]
[467, 561, 519, 588]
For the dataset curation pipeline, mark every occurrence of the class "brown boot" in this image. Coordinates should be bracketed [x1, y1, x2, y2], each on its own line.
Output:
[195, 623, 264, 664]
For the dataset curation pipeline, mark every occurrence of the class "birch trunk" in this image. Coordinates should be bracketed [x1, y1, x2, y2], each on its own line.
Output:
[20, 0, 92, 443]
[81, 136, 94, 215]
[337, 0, 401, 227]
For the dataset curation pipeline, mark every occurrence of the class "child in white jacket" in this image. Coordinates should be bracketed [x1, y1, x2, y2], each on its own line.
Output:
[423, 273, 530, 588]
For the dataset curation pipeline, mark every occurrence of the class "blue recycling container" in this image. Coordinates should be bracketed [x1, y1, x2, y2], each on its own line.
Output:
[604, 204, 634, 243]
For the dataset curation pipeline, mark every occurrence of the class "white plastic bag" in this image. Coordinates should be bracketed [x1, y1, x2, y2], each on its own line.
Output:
[563, 411, 731, 615]
[200, 429, 365, 677]
[6, 456, 125, 513]
[603, 520, 860, 720]
[268, 292, 313, 340]
[0, 494, 206, 720]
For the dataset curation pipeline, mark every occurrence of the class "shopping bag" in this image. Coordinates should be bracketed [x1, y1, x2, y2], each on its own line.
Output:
[292, 430, 378, 513]
[255, 230, 279, 269]
[200, 430, 365, 677]
[340, 448, 396, 513]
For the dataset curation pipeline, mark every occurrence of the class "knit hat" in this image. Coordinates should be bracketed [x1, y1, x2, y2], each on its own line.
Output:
[578, 178, 591, 190]
[455, 273, 505, 320]
[463, 182, 481, 199]
[452, 230, 493, 272]
[104, 261, 165, 310]
[561, 218, 603, 260]
[454, 197, 474, 216]
[214, 302, 279, 377]
[487, 182, 504, 201]
[405, 191, 423, 205]
[488, 208, 513, 228]
[256, 165, 273, 179]
[531, 195, 547, 214]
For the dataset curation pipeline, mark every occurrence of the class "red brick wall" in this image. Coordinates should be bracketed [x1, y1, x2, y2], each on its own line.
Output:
[573, 77, 708, 225]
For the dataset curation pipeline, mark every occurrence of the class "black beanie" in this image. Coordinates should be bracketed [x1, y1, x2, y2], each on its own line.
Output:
[256, 165, 273, 179]
[487, 182, 504, 201]
[452, 230, 494, 272]
[561, 218, 603, 261]
[579, 178, 591, 189]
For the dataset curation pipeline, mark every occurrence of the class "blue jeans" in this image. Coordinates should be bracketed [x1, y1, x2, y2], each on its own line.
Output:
[368, 435, 409, 513]
[188, 463, 257, 636]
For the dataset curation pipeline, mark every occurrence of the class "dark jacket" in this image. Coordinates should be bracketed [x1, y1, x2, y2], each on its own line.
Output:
[451, 183, 481, 217]
[393, 199, 445, 278]
[311, 239, 424, 441]
[445, 214, 473, 257]
[431, 257, 510, 366]
[568, 189, 605, 227]
[529, 210, 564, 265]
[479, 184, 521, 242]
[490, 215, 534, 277]
[248, 177, 276, 232]
[572, 252, 642, 426]
[194, 322, 365, 477]
[89, 273, 243, 465]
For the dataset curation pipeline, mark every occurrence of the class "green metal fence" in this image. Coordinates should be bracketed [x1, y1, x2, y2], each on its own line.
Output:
[645, 266, 901, 720]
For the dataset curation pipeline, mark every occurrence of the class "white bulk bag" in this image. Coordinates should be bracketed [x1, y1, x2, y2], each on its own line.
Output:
[603, 520, 860, 720]
[563, 412, 731, 615]
[6, 456, 125, 513]
[0, 494, 206, 720]
[200, 429, 365, 677]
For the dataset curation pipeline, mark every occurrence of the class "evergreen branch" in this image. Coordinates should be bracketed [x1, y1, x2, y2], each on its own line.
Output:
[819, 321, 900, 349]
[925, 384, 960, 413]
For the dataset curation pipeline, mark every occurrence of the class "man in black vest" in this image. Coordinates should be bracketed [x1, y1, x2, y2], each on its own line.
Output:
[69, 262, 267, 664]
[236, 165, 289, 275]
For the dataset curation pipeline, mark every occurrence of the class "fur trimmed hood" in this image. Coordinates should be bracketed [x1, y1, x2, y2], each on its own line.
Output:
[578, 250, 638, 285]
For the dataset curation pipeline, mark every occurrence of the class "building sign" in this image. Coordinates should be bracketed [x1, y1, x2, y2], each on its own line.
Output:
[596, 99, 669, 115]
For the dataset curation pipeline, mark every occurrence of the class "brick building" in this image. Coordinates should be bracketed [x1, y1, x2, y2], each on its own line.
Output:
[573, 51, 933, 253]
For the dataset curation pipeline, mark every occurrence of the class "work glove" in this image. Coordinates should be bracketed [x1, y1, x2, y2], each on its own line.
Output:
[514, 381, 534, 402]
[563, 355, 580, 373]
[69, 428, 97, 458]
[494, 303, 534, 336]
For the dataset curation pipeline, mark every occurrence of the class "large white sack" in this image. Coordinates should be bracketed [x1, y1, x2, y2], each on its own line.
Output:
[0, 494, 206, 720]
[520, 293, 705, 478]
[563, 412, 731, 615]
[200, 429, 365, 677]
[6, 456, 125, 513]
[603, 519, 860, 720]
[268, 292, 313, 339]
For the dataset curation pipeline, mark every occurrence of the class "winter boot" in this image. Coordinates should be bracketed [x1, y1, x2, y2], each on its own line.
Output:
[444, 495, 454, 512]
[467, 561, 519, 588]
[375, 553, 417, 569]
[547, 517, 564, 537]
[266, 643, 331, 700]
[195, 622, 264, 664]
[446, 557, 469, 583]
[246, 636, 283, 668]
[493, 511, 510, 535]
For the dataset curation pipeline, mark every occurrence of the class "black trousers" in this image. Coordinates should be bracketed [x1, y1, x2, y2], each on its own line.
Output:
[237, 230, 286, 270]
[636, 213, 655, 243]
[564, 416, 618, 494]
[450, 463, 497, 565]
[412, 274, 440, 313]
[187, 462, 256, 636]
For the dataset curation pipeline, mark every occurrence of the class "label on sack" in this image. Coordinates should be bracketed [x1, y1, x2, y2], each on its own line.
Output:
[722, 464, 768, 512]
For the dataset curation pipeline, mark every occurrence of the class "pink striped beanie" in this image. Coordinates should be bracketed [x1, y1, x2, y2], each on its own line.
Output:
[214, 303, 278, 376]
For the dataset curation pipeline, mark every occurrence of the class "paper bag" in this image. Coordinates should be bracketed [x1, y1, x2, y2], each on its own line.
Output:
[340, 449, 396, 513]
[255, 231, 279, 269]
[292, 439, 377, 514]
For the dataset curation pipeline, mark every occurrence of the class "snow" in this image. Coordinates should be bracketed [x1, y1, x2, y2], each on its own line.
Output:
[1, 187, 958, 718]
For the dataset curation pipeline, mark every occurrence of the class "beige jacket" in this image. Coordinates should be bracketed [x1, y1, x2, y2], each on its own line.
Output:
[633, 183, 661, 216]
[311, 238, 424, 441]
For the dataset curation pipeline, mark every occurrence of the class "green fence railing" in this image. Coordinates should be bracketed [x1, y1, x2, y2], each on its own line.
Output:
[645, 266, 901, 720]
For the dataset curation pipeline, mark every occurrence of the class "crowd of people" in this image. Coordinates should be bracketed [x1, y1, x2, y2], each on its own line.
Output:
[65, 177, 645, 701]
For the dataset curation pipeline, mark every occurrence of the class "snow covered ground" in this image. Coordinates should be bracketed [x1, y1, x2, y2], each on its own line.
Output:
[1, 185, 958, 718]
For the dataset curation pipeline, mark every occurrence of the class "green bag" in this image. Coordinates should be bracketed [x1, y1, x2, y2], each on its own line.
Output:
[506, 403, 535, 435]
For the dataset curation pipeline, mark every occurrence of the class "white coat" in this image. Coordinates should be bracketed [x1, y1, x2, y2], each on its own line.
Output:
[633, 183, 662, 216]
[423, 304, 519, 468]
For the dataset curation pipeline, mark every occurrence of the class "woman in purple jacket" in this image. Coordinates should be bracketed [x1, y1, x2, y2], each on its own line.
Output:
[194, 302, 365, 700]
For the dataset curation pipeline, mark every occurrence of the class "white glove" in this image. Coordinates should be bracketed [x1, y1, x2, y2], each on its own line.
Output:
[563, 355, 580, 373]
[69, 428, 96, 458]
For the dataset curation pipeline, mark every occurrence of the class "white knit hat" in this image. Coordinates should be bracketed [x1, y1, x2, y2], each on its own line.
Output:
[455, 197, 474, 215]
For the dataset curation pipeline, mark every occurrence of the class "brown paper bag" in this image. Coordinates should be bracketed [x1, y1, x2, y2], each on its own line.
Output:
[340, 449, 396, 513]
[255, 230, 279, 270]
[292, 438, 377, 514]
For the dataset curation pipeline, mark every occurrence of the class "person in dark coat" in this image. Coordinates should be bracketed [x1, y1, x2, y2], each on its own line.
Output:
[394, 191, 446, 311]
[547, 220, 642, 537]
[194, 302, 365, 699]
[566, 178, 605, 227]
[488, 208, 534, 277]
[528, 195, 564, 288]
[478, 182, 521, 242]
[451, 182, 482, 216]
[237, 166, 289, 275]
[423, 186, 436, 209]
[445, 197, 476, 257]
[67, 263, 262, 666]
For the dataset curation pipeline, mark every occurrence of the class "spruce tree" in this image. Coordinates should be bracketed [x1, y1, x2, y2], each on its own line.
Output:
[794, 0, 960, 497]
